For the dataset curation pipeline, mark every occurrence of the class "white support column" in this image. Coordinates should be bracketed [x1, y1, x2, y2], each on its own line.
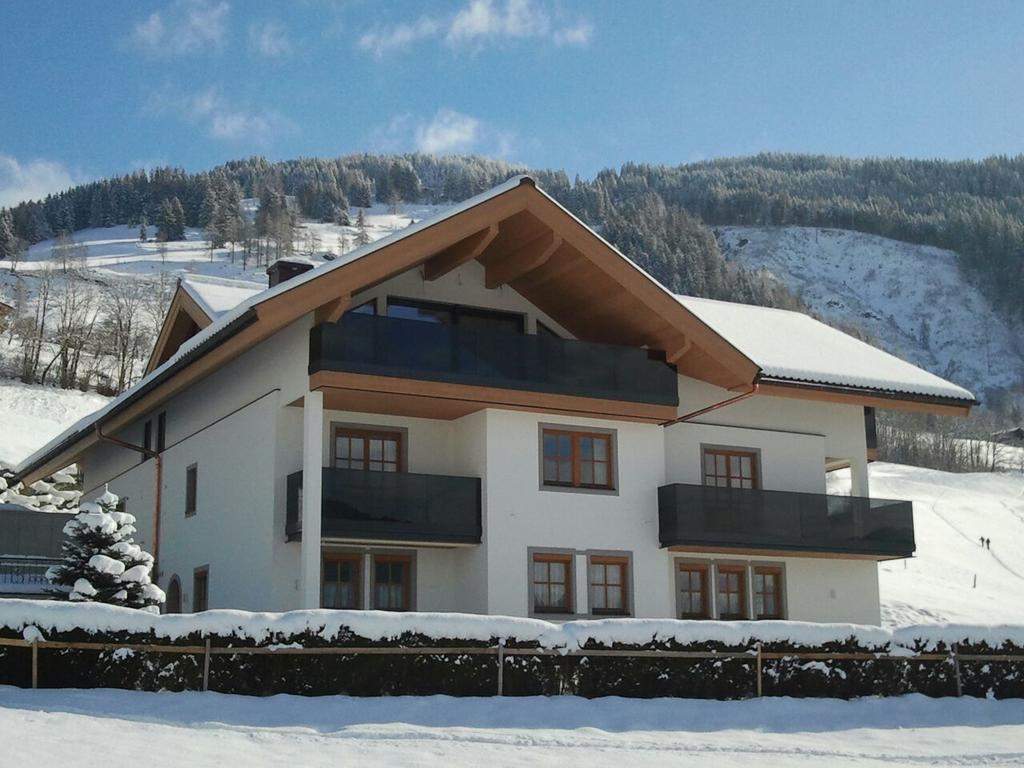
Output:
[300, 390, 324, 609]
[575, 553, 589, 615]
[850, 454, 870, 498]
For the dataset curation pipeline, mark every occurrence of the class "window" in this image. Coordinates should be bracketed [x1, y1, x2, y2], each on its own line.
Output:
[333, 427, 402, 472]
[142, 420, 152, 463]
[165, 575, 181, 614]
[372, 554, 412, 611]
[322, 554, 362, 609]
[753, 566, 784, 619]
[588, 555, 629, 616]
[541, 428, 614, 490]
[185, 464, 198, 517]
[716, 564, 748, 620]
[677, 563, 710, 619]
[536, 320, 560, 338]
[531, 552, 573, 614]
[387, 297, 525, 335]
[348, 298, 377, 315]
[156, 412, 167, 453]
[192, 567, 209, 613]
[702, 447, 759, 489]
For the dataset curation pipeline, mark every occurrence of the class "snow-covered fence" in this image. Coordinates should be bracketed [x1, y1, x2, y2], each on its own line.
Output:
[1, 600, 1023, 699]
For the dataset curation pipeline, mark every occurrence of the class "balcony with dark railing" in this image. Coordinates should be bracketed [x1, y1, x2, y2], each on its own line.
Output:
[309, 313, 679, 407]
[658, 483, 915, 559]
[286, 467, 482, 545]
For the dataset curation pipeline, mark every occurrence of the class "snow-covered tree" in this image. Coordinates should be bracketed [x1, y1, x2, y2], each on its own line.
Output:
[0, 467, 81, 511]
[355, 208, 370, 246]
[47, 487, 165, 612]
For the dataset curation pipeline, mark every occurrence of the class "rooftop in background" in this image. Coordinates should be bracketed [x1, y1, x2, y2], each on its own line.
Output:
[676, 295, 975, 403]
[180, 275, 266, 321]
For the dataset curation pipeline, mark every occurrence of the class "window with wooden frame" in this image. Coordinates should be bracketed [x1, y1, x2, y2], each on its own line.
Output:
[677, 563, 710, 619]
[541, 428, 614, 490]
[588, 555, 629, 616]
[333, 427, 403, 472]
[716, 564, 748, 620]
[753, 565, 784, 619]
[185, 464, 198, 517]
[192, 567, 208, 613]
[322, 553, 362, 609]
[372, 554, 412, 611]
[531, 552, 573, 614]
[702, 447, 759, 489]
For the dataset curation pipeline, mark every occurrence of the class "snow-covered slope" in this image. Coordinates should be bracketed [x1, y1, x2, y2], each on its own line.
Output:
[0, 380, 108, 468]
[717, 226, 1024, 397]
[829, 462, 1024, 626]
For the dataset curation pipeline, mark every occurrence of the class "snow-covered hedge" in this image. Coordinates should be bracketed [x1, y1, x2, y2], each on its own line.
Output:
[1, 600, 1022, 698]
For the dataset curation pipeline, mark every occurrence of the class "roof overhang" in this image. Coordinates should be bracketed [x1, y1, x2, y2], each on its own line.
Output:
[756, 378, 975, 417]
[144, 281, 214, 374]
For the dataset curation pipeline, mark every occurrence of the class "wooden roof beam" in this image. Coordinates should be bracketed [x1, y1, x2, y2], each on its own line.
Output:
[485, 232, 563, 289]
[315, 294, 351, 325]
[423, 224, 499, 281]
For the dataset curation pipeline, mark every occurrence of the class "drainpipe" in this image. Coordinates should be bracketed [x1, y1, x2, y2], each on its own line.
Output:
[660, 383, 759, 427]
[94, 424, 162, 578]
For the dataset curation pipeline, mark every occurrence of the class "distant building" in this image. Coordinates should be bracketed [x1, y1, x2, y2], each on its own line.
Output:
[0, 505, 72, 598]
[993, 427, 1024, 446]
[0, 301, 12, 321]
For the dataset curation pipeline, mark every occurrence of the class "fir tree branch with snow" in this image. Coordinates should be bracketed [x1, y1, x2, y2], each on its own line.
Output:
[46, 487, 165, 613]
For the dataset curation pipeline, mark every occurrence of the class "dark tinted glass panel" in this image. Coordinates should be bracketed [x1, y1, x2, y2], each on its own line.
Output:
[387, 299, 454, 325]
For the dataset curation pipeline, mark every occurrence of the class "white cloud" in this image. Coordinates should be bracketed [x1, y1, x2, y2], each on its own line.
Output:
[358, 17, 440, 59]
[248, 20, 292, 58]
[130, 0, 230, 57]
[357, 0, 591, 57]
[372, 109, 515, 158]
[0, 155, 81, 207]
[146, 86, 295, 146]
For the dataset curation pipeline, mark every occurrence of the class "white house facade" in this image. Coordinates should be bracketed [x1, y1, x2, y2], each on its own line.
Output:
[14, 176, 976, 625]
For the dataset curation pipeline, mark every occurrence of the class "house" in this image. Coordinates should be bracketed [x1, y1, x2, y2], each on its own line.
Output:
[13, 176, 976, 624]
[992, 427, 1024, 446]
[0, 301, 12, 323]
[0, 504, 72, 598]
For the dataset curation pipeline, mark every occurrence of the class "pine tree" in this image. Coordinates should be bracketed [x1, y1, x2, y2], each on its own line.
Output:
[47, 487, 165, 612]
[0, 209, 19, 262]
[355, 208, 371, 246]
[139, 218, 148, 242]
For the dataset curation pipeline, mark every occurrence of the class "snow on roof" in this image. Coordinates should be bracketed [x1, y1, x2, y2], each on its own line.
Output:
[180, 275, 266, 320]
[676, 295, 975, 403]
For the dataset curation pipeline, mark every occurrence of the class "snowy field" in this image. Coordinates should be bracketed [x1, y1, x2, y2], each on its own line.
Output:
[717, 225, 1024, 397]
[1, 687, 1023, 767]
[0, 379, 109, 467]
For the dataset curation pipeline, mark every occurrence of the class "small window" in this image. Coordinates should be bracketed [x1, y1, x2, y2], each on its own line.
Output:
[532, 552, 573, 614]
[333, 427, 402, 472]
[536, 320, 560, 338]
[193, 567, 209, 613]
[677, 563, 710, 619]
[372, 554, 412, 611]
[703, 448, 759, 490]
[541, 428, 614, 490]
[716, 564, 748, 620]
[588, 555, 629, 616]
[156, 412, 167, 453]
[753, 565, 784, 619]
[165, 575, 181, 614]
[348, 298, 377, 315]
[322, 554, 362, 609]
[142, 420, 152, 463]
[185, 464, 198, 517]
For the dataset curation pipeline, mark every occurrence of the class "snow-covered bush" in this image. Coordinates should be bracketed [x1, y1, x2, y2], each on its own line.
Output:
[0, 466, 82, 512]
[46, 488, 165, 612]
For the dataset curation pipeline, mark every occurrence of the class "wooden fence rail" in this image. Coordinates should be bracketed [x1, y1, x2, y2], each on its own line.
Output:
[2, 635, 1022, 696]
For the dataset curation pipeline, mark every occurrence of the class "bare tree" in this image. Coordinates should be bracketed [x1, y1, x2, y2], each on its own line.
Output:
[100, 280, 149, 393]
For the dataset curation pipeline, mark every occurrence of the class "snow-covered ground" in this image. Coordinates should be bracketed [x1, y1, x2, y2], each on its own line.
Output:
[717, 226, 1024, 398]
[829, 462, 1024, 626]
[0, 379, 108, 468]
[1, 687, 1023, 767]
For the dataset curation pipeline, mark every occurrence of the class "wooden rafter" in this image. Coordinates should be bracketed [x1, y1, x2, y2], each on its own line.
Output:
[423, 224, 499, 281]
[315, 294, 351, 325]
[485, 231, 563, 289]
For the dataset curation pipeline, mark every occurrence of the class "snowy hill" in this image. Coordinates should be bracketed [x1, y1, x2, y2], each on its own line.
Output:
[717, 226, 1024, 398]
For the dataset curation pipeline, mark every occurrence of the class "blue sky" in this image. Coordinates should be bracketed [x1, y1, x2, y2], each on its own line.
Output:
[1, 0, 1022, 205]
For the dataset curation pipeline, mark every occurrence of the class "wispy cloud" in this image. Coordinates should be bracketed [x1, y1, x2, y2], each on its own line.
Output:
[358, 17, 440, 59]
[373, 108, 515, 158]
[248, 20, 292, 58]
[130, 0, 230, 57]
[356, 0, 591, 57]
[146, 86, 295, 146]
[0, 155, 82, 207]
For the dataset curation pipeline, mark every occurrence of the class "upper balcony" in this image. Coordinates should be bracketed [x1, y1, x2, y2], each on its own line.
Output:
[307, 313, 679, 422]
[658, 483, 915, 560]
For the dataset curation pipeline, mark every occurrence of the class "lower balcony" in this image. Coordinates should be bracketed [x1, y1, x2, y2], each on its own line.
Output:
[658, 483, 915, 559]
[286, 467, 482, 545]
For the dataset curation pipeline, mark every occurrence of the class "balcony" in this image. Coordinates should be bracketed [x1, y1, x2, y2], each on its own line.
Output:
[658, 483, 915, 559]
[309, 313, 679, 408]
[286, 467, 482, 545]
